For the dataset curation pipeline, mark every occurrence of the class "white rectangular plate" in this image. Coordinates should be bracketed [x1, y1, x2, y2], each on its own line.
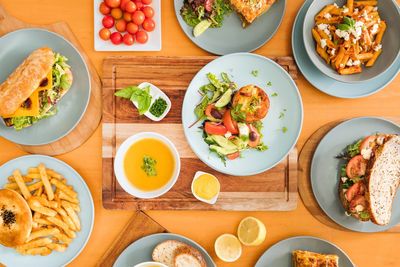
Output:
[94, 0, 161, 51]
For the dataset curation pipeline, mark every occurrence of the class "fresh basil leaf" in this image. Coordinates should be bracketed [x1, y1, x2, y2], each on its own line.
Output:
[338, 24, 351, 31]
[115, 86, 138, 99]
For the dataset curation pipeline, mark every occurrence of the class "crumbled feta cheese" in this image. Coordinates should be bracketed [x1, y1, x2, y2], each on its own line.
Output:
[362, 10, 370, 21]
[353, 60, 361, 66]
[361, 147, 373, 160]
[324, 28, 331, 38]
[370, 23, 379, 35]
[355, 205, 365, 212]
[346, 59, 354, 67]
[317, 23, 329, 31]
[330, 48, 336, 56]
[224, 132, 232, 139]
[320, 39, 327, 48]
[377, 135, 385, 145]
[374, 44, 382, 51]
[342, 5, 349, 13]
[336, 29, 350, 41]
[341, 177, 348, 183]
[324, 13, 332, 19]
[352, 38, 357, 44]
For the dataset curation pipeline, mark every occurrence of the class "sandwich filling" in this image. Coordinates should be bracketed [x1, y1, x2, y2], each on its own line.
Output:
[3, 53, 72, 130]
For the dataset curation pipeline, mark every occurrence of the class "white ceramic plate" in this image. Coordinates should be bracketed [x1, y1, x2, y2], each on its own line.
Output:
[94, 0, 161, 51]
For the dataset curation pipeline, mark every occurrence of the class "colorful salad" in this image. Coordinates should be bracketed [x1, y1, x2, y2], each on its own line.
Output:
[180, 0, 233, 37]
[190, 72, 270, 164]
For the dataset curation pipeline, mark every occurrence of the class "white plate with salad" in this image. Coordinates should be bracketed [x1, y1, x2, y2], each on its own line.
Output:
[182, 53, 303, 176]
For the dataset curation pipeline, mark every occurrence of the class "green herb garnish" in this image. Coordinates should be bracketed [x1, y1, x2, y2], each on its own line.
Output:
[231, 104, 246, 122]
[267, 81, 272, 86]
[256, 143, 269, 151]
[279, 112, 285, 119]
[115, 85, 152, 115]
[282, 126, 288, 133]
[141, 156, 157, 176]
[251, 70, 259, 77]
[149, 98, 168, 118]
[271, 92, 278, 97]
[338, 16, 356, 31]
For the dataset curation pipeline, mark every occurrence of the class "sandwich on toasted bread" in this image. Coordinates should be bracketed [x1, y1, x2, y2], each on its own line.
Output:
[0, 189, 32, 247]
[337, 134, 400, 225]
[0, 47, 73, 130]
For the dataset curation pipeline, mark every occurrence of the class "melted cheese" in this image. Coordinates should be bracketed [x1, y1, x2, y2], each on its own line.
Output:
[3, 90, 40, 118]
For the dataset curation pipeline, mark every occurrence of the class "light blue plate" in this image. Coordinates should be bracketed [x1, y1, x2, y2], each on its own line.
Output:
[113, 233, 215, 267]
[0, 155, 94, 266]
[174, 0, 286, 55]
[255, 236, 354, 267]
[182, 53, 303, 176]
[292, 0, 400, 98]
[0, 28, 91, 145]
[311, 117, 400, 232]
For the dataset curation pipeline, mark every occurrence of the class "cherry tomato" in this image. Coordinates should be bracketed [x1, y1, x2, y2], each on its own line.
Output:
[126, 22, 139, 34]
[142, 18, 155, 32]
[204, 122, 227, 135]
[111, 8, 123, 19]
[346, 155, 367, 179]
[142, 6, 154, 18]
[222, 109, 238, 134]
[123, 33, 135, 45]
[142, 0, 152, 4]
[102, 15, 115, 28]
[99, 2, 111, 15]
[134, 0, 143, 10]
[110, 32, 123, 44]
[205, 0, 213, 12]
[227, 151, 240, 160]
[360, 135, 376, 152]
[125, 1, 137, 13]
[120, 0, 130, 10]
[248, 124, 260, 148]
[132, 10, 145, 25]
[99, 28, 111, 40]
[105, 0, 121, 8]
[123, 12, 132, 22]
[115, 19, 127, 32]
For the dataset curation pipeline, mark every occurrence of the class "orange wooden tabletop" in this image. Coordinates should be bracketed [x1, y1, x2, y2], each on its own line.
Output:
[1, 0, 400, 266]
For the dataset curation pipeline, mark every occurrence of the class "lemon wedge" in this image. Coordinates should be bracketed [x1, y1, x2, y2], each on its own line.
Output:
[214, 234, 242, 262]
[193, 20, 212, 37]
[237, 216, 267, 246]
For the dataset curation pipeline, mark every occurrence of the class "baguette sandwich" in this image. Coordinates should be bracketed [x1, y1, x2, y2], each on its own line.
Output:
[337, 134, 400, 225]
[0, 47, 73, 130]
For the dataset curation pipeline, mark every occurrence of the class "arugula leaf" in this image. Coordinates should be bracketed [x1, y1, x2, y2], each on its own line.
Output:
[207, 73, 222, 88]
[267, 81, 272, 86]
[347, 139, 362, 158]
[251, 70, 259, 77]
[271, 92, 278, 97]
[256, 143, 269, 151]
[221, 72, 231, 83]
[194, 95, 210, 119]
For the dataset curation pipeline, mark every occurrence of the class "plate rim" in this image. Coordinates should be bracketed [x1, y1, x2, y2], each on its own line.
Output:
[291, 0, 400, 99]
[255, 235, 355, 267]
[173, 0, 287, 55]
[113, 232, 216, 267]
[0, 27, 92, 146]
[0, 154, 95, 266]
[182, 52, 304, 176]
[310, 116, 400, 232]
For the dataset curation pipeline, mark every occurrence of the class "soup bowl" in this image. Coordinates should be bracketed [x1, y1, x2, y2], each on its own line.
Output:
[114, 132, 181, 199]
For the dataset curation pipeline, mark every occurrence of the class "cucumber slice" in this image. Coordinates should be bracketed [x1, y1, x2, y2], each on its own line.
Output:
[193, 20, 212, 37]
[215, 89, 233, 108]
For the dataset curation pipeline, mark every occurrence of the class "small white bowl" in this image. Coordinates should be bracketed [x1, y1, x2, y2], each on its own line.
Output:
[134, 262, 168, 267]
[114, 132, 181, 199]
[135, 82, 171, 122]
[191, 171, 220, 205]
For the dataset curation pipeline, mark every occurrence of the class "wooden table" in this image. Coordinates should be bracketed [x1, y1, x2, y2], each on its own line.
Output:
[1, 1, 399, 266]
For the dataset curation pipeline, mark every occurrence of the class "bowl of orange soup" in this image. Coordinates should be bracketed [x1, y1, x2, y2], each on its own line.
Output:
[114, 132, 181, 199]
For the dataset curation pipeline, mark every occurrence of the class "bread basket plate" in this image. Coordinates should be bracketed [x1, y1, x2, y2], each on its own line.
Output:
[113, 233, 215, 267]
[0, 155, 94, 266]
[311, 117, 400, 232]
[0, 28, 91, 146]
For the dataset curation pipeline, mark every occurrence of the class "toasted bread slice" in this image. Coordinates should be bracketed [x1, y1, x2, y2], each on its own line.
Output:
[366, 135, 400, 225]
[174, 246, 206, 267]
[152, 240, 186, 267]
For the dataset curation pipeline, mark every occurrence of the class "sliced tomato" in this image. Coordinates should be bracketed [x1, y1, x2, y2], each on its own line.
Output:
[248, 124, 260, 148]
[204, 122, 227, 135]
[222, 109, 239, 134]
[349, 195, 368, 213]
[227, 151, 240, 160]
[346, 155, 367, 179]
[204, 0, 214, 12]
[360, 135, 376, 152]
[345, 181, 365, 202]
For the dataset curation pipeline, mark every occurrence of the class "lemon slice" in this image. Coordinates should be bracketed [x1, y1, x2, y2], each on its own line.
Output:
[214, 234, 242, 262]
[193, 20, 212, 37]
[215, 89, 233, 108]
[237, 216, 267, 246]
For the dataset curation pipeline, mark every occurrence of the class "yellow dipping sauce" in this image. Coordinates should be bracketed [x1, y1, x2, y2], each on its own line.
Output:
[193, 173, 220, 201]
[123, 138, 175, 191]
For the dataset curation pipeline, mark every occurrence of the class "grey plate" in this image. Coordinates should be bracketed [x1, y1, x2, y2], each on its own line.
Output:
[303, 0, 400, 83]
[255, 236, 354, 267]
[113, 233, 215, 267]
[292, 0, 400, 98]
[0, 28, 91, 146]
[174, 0, 286, 55]
[311, 117, 400, 232]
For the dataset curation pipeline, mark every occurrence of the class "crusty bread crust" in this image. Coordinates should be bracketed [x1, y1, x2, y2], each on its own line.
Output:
[0, 47, 54, 117]
[0, 189, 32, 247]
[174, 245, 206, 267]
[229, 0, 276, 25]
[152, 240, 186, 267]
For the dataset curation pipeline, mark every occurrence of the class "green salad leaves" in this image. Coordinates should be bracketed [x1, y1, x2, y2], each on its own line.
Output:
[115, 85, 152, 115]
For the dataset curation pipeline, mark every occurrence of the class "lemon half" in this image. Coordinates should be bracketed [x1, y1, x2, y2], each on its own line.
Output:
[214, 234, 242, 262]
[237, 216, 267, 246]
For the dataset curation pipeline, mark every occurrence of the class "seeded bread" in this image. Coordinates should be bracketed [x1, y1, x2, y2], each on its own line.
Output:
[152, 240, 186, 267]
[366, 135, 400, 225]
[174, 246, 206, 267]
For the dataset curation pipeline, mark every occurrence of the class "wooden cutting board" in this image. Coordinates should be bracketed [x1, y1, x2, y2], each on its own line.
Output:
[0, 5, 101, 155]
[98, 211, 167, 267]
[102, 56, 298, 211]
[298, 118, 400, 233]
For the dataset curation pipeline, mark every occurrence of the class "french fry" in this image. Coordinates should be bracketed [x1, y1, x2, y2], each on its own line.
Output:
[27, 228, 60, 242]
[62, 202, 80, 231]
[48, 201, 59, 209]
[46, 243, 67, 252]
[8, 175, 33, 183]
[16, 238, 52, 251]
[54, 233, 72, 244]
[28, 181, 43, 192]
[28, 197, 57, 217]
[34, 218, 54, 226]
[56, 207, 76, 231]
[24, 247, 52, 256]
[28, 167, 62, 179]
[58, 190, 79, 204]
[33, 212, 41, 221]
[35, 185, 43, 197]
[366, 49, 382, 66]
[13, 169, 31, 199]
[51, 178, 77, 198]
[26, 173, 41, 179]
[62, 201, 80, 212]
[4, 183, 19, 190]
[46, 217, 76, 239]
[38, 164, 54, 200]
